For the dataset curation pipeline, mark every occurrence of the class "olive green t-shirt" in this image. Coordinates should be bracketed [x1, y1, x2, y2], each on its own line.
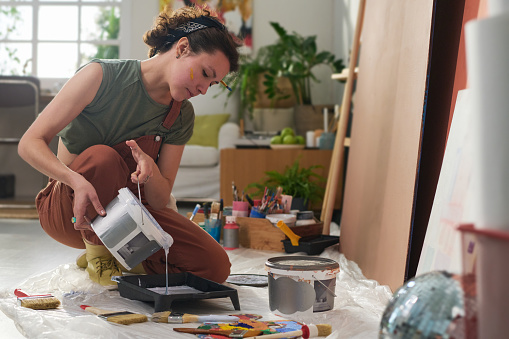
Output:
[58, 59, 194, 155]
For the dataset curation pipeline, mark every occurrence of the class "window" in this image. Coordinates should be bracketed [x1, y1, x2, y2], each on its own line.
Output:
[0, 0, 123, 90]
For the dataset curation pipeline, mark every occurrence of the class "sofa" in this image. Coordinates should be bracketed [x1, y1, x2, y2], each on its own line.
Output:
[171, 113, 239, 201]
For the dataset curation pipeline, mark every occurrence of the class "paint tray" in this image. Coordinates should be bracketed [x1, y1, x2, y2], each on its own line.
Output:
[282, 235, 340, 255]
[115, 272, 240, 312]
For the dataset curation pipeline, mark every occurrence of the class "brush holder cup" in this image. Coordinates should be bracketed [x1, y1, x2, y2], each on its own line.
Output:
[232, 201, 249, 217]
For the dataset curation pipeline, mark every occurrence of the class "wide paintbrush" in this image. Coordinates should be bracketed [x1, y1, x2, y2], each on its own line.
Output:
[174, 327, 262, 337]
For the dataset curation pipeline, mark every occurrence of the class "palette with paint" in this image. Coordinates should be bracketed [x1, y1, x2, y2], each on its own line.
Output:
[115, 272, 240, 312]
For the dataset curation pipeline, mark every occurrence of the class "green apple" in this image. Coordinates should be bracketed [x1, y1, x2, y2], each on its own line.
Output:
[270, 135, 282, 144]
[282, 135, 296, 144]
[295, 135, 305, 145]
[280, 127, 295, 139]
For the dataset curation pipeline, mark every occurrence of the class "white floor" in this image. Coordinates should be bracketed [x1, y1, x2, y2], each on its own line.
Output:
[0, 218, 83, 338]
[0, 208, 389, 339]
[0, 202, 197, 338]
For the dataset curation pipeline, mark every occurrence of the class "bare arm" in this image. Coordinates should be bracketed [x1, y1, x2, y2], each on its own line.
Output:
[18, 63, 106, 229]
[126, 141, 184, 210]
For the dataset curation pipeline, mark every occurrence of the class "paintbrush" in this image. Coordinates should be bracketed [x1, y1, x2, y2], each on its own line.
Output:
[151, 311, 239, 323]
[189, 203, 201, 221]
[80, 305, 148, 325]
[220, 80, 232, 91]
[249, 324, 332, 339]
[14, 289, 61, 310]
[174, 328, 262, 337]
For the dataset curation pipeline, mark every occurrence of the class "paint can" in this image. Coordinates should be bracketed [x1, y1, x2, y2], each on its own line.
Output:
[223, 216, 239, 250]
[91, 188, 173, 270]
[265, 256, 339, 317]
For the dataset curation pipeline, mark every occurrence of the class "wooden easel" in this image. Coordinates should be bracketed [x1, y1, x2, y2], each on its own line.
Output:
[321, 0, 366, 234]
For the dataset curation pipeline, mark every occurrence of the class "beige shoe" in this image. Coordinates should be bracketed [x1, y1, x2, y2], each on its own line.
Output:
[76, 250, 87, 269]
[115, 260, 147, 275]
[83, 240, 122, 286]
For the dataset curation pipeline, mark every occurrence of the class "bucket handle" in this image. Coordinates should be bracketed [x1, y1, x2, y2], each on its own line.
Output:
[312, 275, 337, 298]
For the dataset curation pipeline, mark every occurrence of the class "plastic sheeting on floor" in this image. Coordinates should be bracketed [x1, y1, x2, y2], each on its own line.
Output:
[0, 230, 393, 339]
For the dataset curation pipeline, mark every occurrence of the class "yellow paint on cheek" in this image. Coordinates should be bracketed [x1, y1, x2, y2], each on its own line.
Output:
[190, 68, 194, 80]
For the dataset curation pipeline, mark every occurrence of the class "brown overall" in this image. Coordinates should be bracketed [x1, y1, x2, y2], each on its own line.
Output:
[35, 101, 231, 283]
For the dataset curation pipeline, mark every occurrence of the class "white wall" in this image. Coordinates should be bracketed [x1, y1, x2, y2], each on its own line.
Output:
[127, 0, 359, 121]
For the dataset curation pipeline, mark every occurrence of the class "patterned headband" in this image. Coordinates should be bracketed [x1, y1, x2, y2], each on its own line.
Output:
[165, 16, 225, 45]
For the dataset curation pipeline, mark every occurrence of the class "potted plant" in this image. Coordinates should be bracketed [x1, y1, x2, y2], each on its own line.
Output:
[221, 22, 344, 134]
[245, 158, 326, 211]
[221, 39, 296, 132]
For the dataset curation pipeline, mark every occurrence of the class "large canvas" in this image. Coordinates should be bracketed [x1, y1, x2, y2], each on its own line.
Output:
[417, 90, 477, 276]
[339, 0, 435, 292]
[160, 0, 252, 53]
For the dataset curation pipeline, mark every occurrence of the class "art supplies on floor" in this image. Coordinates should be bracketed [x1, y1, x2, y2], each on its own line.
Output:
[151, 311, 239, 323]
[173, 327, 262, 337]
[14, 289, 60, 310]
[80, 305, 148, 325]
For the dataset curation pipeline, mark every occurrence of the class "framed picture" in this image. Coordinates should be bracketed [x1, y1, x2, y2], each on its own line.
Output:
[160, 0, 252, 53]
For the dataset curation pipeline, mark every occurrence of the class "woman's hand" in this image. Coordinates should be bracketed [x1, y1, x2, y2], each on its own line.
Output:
[126, 139, 155, 184]
[71, 176, 106, 231]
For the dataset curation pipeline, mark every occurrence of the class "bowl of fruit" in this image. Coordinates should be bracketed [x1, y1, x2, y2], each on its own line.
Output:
[270, 127, 305, 149]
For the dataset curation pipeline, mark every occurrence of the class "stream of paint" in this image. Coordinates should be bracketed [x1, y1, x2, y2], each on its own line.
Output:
[165, 246, 169, 294]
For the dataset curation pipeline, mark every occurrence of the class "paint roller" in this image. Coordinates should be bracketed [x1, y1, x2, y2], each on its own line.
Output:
[276, 220, 301, 246]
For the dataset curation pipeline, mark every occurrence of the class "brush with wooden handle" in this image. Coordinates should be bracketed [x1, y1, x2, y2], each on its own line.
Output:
[250, 324, 332, 339]
[174, 328, 262, 337]
[152, 311, 239, 323]
[80, 305, 148, 325]
[14, 289, 60, 310]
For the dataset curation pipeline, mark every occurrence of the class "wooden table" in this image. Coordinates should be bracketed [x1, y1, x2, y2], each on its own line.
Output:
[220, 148, 344, 210]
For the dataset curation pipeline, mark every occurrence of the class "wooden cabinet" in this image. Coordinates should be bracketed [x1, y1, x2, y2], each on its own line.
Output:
[220, 148, 343, 210]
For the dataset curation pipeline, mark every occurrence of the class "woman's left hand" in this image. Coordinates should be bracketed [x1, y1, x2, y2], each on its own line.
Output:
[126, 139, 155, 184]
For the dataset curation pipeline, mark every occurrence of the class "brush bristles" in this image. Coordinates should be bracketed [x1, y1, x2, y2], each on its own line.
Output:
[151, 311, 172, 323]
[315, 324, 332, 337]
[106, 313, 148, 325]
[19, 297, 60, 310]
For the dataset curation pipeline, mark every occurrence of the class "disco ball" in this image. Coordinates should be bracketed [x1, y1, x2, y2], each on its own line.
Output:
[379, 271, 465, 338]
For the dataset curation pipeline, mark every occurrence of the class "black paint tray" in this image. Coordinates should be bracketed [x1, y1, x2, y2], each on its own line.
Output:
[115, 272, 240, 312]
[282, 235, 340, 255]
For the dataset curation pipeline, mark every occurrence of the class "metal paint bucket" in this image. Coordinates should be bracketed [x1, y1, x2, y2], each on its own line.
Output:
[91, 188, 173, 270]
[265, 256, 339, 317]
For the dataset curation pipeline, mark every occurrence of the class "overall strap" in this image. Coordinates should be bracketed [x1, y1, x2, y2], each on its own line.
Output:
[162, 99, 182, 129]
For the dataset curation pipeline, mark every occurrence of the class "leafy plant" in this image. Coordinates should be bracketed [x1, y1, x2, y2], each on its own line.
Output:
[246, 158, 326, 207]
[221, 42, 291, 120]
[266, 22, 345, 106]
[0, 6, 24, 75]
[90, 7, 120, 60]
[221, 22, 345, 120]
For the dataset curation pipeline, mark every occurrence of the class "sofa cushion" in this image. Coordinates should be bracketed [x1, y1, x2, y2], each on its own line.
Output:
[180, 145, 219, 167]
[187, 113, 230, 148]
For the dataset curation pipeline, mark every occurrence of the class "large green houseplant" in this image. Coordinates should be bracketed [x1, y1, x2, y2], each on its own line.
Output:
[222, 22, 344, 124]
[265, 22, 345, 106]
[245, 159, 326, 210]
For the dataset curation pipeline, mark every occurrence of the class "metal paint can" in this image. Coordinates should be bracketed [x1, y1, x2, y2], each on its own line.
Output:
[265, 256, 339, 317]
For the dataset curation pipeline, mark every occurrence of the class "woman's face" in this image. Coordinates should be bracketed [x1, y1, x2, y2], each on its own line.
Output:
[170, 47, 230, 102]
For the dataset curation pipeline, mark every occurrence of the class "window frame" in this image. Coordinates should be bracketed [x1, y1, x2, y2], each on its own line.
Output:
[0, 0, 130, 92]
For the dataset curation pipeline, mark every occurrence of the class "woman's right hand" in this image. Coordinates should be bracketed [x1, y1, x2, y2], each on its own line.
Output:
[71, 177, 106, 231]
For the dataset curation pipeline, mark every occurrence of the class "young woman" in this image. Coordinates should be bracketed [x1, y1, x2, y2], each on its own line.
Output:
[18, 5, 241, 286]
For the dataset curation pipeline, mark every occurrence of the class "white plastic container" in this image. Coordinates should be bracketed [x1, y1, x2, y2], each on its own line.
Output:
[266, 213, 297, 227]
[91, 188, 173, 270]
[265, 256, 339, 318]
